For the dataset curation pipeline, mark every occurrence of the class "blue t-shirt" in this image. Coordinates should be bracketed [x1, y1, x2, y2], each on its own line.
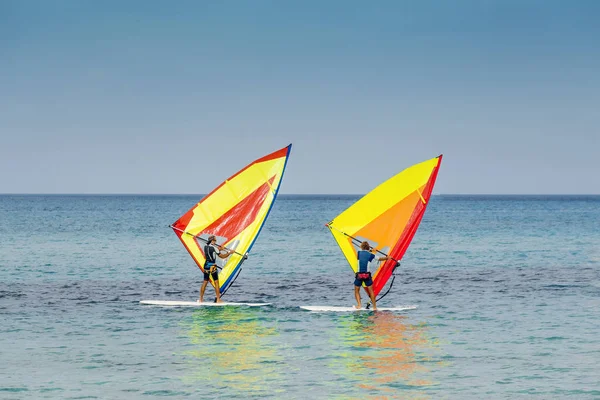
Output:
[357, 250, 375, 273]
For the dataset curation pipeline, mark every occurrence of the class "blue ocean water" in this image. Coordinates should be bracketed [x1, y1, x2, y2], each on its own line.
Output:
[1, 194, 599, 399]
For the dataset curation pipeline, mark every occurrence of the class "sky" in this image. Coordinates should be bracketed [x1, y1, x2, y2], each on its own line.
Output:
[1, 0, 599, 194]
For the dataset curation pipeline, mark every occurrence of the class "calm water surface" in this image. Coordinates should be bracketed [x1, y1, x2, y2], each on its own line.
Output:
[1, 195, 599, 399]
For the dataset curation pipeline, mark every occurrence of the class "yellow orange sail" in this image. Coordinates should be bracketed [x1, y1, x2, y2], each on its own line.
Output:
[327, 155, 442, 296]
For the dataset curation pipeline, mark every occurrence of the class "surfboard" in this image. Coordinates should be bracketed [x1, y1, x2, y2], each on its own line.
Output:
[140, 300, 270, 307]
[299, 305, 417, 312]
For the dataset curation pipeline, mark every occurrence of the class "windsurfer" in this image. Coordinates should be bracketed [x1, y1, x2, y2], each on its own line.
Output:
[199, 235, 235, 303]
[354, 241, 389, 310]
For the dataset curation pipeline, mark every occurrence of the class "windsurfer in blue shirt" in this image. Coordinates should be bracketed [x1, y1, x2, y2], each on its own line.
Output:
[354, 241, 389, 310]
[199, 235, 235, 303]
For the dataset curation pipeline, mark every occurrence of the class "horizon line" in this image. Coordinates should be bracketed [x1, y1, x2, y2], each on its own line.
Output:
[1, 193, 599, 196]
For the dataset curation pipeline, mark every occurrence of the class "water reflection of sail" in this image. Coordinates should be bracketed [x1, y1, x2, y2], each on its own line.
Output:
[332, 313, 441, 398]
[180, 308, 281, 397]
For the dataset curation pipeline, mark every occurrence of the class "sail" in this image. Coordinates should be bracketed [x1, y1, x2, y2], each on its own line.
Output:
[327, 155, 442, 297]
[171, 144, 292, 295]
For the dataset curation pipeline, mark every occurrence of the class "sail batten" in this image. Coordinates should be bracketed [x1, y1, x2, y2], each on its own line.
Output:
[171, 145, 292, 295]
[327, 155, 442, 297]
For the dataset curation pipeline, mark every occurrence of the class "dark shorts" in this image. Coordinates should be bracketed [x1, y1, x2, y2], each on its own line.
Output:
[203, 265, 219, 281]
[354, 272, 373, 287]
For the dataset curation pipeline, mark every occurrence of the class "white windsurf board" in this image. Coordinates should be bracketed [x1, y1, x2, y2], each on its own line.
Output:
[300, 305, 417, 312]
[140, 300, 270, 307]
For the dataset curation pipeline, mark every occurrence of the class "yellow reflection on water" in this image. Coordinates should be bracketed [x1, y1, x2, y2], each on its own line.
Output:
[179, 307, 282, 397]
[331, 312, 444, 399]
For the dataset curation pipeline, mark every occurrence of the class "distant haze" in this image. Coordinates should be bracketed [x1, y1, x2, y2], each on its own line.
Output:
[2, 1, 599, 194]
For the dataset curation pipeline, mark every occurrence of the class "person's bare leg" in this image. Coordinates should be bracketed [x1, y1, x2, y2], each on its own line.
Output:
[364, 286, 377, 310]
[199, 281, 208, 302]
[354, 286, 362, 309]
[214, 279, 222, 303]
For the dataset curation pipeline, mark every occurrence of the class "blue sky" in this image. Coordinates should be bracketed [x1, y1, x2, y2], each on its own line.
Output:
[2, 0, 599, 194]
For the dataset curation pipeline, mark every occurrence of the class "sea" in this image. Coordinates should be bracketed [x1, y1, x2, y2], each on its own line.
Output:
[1, 194, 599, 399]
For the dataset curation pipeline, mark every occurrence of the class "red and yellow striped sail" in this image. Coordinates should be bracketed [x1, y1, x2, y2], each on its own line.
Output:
[327, 155, 442, 297]
[171, 144, 292, 295]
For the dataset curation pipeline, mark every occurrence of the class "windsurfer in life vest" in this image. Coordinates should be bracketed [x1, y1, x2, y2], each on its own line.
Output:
[199, 235, 235, 303]
[354, 241, 389, 310]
